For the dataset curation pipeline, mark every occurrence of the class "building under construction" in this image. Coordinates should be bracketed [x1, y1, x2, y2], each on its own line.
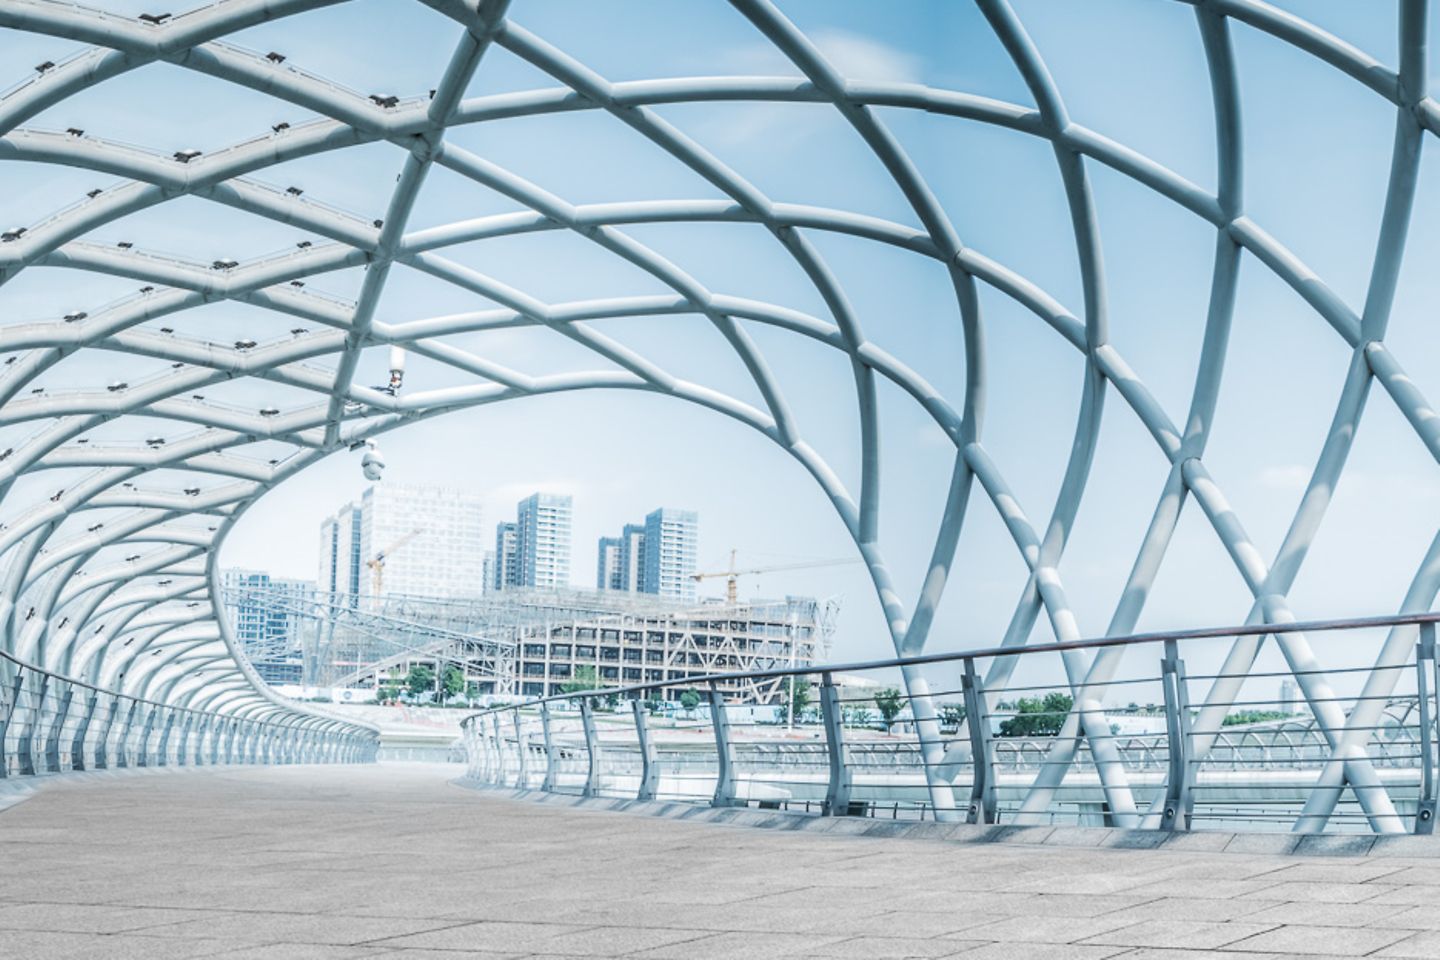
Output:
[221, 584, 838, 704]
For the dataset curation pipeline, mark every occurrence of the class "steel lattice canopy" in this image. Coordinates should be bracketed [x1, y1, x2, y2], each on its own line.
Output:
[0, 0, 1438, 820]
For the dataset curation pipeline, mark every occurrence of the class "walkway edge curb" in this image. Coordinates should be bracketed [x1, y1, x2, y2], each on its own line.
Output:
[450, 777, 1440, 859]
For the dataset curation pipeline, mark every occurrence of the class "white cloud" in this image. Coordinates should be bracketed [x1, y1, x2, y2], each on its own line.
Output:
[1257, 463, 1310, 493]
[698, 30, 922, 150]
[722, 29, 922, 83]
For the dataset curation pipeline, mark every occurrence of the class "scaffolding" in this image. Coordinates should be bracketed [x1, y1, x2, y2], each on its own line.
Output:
[221, 584, 838, 702]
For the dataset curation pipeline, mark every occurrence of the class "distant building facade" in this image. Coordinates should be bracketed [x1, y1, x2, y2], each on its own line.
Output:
[493, 522, 519, 591]
[318, 503, 363, 603]
[220, 569, 314, 684]
[598, 509, 698, 600]
[320, 484, 485, 600]
[643, 508, 698, 601]
[509, 595, 830, 703]
[596, 536, 622, 590]
[515, 493, 572, 589]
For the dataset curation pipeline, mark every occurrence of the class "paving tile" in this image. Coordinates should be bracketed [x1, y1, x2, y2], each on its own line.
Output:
[955, 914, 1140, 944]
[146, 913, 468, 946]
[1378, 931, 1440, 957]
[800, 935, 973, 958]
[628, 930, 852, 959]
[1080, 919, 1278, 950]
[1228, 923, 1413, 955]
[949, 946, 1128, 960]
[1099, 897, 1284, 924]
[1244, 899, 1410, 928]
[0, 901, 219, 934]
[200, 946, 400, 959]
[1250, 881, 1392, 903]
[10, 766, 1440, 960]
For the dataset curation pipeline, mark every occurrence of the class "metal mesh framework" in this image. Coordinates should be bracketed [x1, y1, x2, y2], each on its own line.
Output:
[0, 0, 1437, 820]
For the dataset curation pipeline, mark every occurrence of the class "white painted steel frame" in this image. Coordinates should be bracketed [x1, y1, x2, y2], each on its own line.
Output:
[0, 0, 1435, 827]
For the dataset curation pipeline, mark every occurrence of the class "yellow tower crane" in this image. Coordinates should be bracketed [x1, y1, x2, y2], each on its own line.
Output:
[690, 549, 861, 605]
[367, 527, 424, 595]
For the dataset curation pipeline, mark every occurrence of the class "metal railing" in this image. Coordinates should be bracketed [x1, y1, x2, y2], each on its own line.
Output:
[0, 648, 377, 780]
[460, 612, 1440, 835]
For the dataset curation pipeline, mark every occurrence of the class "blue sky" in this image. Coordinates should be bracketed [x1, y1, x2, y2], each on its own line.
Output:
[3, 0, 1439, 675]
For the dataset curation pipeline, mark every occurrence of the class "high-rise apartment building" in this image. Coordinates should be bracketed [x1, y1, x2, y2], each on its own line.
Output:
[620, 523, 646, 592]
[318, 503, 363, 603]
[596, 536, 622, 590]
[493, 522, 519, 591]
[516, 493, 572, 589]
[320, 484, 485, 600]
[597, 510, 697, 600]
[597, 523, 648, 592]
[643, 508, 698, 601]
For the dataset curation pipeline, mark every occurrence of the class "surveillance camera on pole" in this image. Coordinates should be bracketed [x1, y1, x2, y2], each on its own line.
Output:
[360, 440, 385, 481]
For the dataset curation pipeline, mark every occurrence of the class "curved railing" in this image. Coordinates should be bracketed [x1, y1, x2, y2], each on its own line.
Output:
[0, 648, 378, 779]
[461, 612, 1440, 836]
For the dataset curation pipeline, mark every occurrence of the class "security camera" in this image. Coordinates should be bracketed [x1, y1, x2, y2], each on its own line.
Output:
[361, 440, 385, 481]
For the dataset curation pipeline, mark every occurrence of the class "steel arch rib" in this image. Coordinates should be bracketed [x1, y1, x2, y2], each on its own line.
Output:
[0, 0, 1434, 827]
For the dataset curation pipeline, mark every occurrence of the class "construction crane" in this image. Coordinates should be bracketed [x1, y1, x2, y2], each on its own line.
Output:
[691, 549, 861, 605]
[367, 528, 424, 595]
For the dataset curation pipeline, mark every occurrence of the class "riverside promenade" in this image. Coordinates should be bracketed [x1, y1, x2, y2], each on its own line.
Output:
[2, 765, 1440, 959]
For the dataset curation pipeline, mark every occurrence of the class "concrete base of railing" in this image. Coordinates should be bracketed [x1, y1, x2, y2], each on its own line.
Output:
[0, 764, 363, 816]
[451, 776, 1440, 859]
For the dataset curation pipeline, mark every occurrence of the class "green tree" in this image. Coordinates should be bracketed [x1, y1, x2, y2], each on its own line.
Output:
[405, 663, 435, 700]
[775, 675, 812, 723]
[560, 665, 600, 696]
[998, 692, 1073, 738]
[1222, 710, 1289, 726]
[376, 672, 401, 704]
[874, 688, 905, 731]
[679, 689, 701, 717]
[437, 666, 465, 704]
[844, 706, 874, 728]
[643, 695, 666, 715]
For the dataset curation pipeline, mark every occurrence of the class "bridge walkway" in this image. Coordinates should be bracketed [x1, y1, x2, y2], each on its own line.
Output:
[1, 765, 1438, 958]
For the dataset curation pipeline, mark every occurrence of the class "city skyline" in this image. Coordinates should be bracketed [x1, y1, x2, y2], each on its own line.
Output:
[303, 479, 707, 600]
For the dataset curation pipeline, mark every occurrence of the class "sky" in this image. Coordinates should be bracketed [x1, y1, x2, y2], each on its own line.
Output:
[2, 0, 1439, 682]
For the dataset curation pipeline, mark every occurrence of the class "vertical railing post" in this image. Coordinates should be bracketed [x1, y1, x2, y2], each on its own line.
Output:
[0, 671, 17, 779]
[95, 696, 119, 769]
[45, 682, 72, 772]
[511, 709, 528, 788]
[633, 698, 658, 801]
[137, 707, 159, 768]
[157, 710, 175, 767]
[579, 697, 601, 798]
[489, 712, 506, 785]
[177, 713, 194, 766]
[540, 702, 557, 792]
[962, 659, 997, 824]
[819, 672, 851, 816]
[1160, 638, 1193, 831]
[72, 692, 97, 771]
[17, 672, 45, 775]
[116, 699, 139, 768]
[709, 683, 739, 808]
[1415, 622, 1437, 834]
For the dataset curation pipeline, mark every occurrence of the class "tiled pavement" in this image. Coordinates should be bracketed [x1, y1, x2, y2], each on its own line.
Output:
[2, 765, 1440, 959]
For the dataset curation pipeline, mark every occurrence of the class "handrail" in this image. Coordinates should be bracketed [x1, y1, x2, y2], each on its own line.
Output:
[459, 612, 1440, 836]
[0, 633, 379, 779]
[461, 610, 1440, 720]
